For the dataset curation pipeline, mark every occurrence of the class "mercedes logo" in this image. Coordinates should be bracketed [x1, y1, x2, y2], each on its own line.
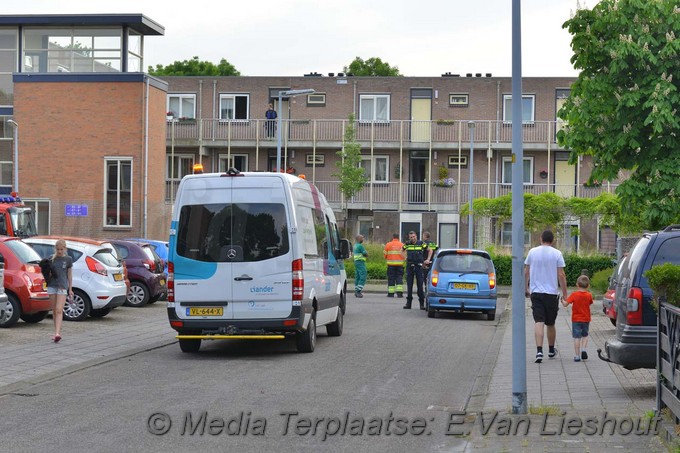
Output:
[227, 249, 237, 259]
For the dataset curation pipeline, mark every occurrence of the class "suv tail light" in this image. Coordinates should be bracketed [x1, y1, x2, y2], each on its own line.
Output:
[292, 259, 303, 300]
[168, 261, 174, 302]
[626, 286, 643, 325]
[85, 256, 107, 276]
[488, 272, 496, 289]
[142, 259, 156, 272]
[430, 270, 439, 286]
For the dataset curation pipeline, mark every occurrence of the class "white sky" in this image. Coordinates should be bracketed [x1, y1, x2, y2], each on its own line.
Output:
[6, 0, 599, 77]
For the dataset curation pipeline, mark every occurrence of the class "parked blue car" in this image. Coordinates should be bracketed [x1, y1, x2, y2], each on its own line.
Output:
[425, 248, 497, 320]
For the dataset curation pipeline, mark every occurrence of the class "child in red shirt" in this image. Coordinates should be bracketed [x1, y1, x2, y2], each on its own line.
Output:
[562, 275, 594, 362]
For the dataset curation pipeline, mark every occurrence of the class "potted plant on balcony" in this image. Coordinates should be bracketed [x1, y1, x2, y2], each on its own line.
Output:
[433, 165, 455, 187]
[166, 111, 175, 121]
[539, 169, 548, 179]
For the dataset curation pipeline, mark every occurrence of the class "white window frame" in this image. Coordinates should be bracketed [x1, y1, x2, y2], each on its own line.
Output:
[23, 198, 51, 235]
[167, 94, 196, 119]
[219, 94, 250, 121]
[307, 93, 326, 106]
[360, 155, 389, 183]
[218, 153, 249, 172]
[449, 93, 469, 106]
[500, 222, 530, 246]
[501, 156, 534, 185]
[359, 94, 390, 123]
[104, 157, 133, 227]
[502, 94, 535, 124]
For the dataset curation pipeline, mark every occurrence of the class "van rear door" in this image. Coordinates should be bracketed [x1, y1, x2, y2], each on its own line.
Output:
[173, 176, 236, 320]
[229, 175, 293, 319]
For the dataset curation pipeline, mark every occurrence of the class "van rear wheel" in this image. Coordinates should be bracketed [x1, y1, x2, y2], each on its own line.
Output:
[296, 312, 316, 353]
[326, 306, 343, 337]
[179, 338, 201, 353]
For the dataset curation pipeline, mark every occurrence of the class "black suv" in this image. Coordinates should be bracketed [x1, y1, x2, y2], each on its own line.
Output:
[599, 225, 680, 369]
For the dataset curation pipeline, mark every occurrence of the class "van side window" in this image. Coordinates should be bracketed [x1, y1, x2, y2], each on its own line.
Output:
[327, 215, 339, 256]
[177, 203, 289, 262]
[313, 208, 328, 259]
[0, 215, 6, 236]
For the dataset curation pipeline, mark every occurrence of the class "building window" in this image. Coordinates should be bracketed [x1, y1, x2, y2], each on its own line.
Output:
[167, 154, 194, 181]
[359, 94, 390, 122]
[23, 199, 50, 235]
[360, 156, 389, 183]
[449, 94, 469, 106]
[105, 158, 132, 227]
[219, 94, 249, 120]
[23, 27, 123, 73]
[218, 154, 248, 172]
[501, 156, 533, 184]
[307, 93, 326, 106]
[127, 30, 143, 72]
[502, 94, 535, 123]
[500, 222, 530, 246]
[555, 89, 570, 135]
[167, 94, 196, 119]
[0, 29, 17, 106]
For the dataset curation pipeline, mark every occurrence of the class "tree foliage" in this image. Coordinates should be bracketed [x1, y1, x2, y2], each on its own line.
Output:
[558, 0, 680, 231]
[343, 57, 402, 76]
[333, 114, 369, 219]
[463, 192, 626, 234]
[148, 56, 241, 76]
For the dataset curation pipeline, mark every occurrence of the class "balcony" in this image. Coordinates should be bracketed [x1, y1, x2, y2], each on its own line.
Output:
[165, 179, 617, 211]
[166, 118, 565, 147]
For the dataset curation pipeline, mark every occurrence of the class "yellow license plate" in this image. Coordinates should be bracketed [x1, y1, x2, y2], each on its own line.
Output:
[453, 283, 476, 290]
[43, 282, 47, 291]
[187, 307, 224, 316]
[114, 273, 123, 281]
[160, 279, 166, 286]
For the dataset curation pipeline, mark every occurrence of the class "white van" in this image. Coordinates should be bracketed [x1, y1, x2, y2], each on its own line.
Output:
[167, 169, 351, 353]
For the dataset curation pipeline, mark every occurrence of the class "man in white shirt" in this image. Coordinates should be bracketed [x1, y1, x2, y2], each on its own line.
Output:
[524, 230, 568, 363]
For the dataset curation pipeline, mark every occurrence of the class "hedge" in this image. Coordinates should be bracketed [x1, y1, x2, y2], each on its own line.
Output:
[345, 251, 615, 287]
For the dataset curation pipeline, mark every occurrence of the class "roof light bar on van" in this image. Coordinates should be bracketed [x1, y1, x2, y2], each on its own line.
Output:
[192, 163, 204, 174]
[292, 259, 304, 300]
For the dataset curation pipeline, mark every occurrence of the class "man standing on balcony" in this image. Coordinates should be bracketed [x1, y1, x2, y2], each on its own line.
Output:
[265, 103, 277, 138]
[402, 231, 428, 309]
[384, 233, 405, 298]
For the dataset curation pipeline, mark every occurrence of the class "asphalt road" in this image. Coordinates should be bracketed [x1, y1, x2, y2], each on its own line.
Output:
[0, 293, 507, 453]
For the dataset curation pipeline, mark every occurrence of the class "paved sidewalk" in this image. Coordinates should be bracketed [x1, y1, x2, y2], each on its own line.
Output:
[464, 296, 666, 452]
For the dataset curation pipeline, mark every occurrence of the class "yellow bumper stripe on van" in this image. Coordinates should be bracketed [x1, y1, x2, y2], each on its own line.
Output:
[176, 335, 285, 340]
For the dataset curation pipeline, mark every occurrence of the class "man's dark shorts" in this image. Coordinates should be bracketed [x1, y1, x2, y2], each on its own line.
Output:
[530, 293, 560, 325]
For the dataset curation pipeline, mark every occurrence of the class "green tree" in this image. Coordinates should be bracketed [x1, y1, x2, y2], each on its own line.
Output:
[148, 56, 240, 76]
[558, 0, 680, 231]
[334, 114, 369, 232]
[343, 57, 402, 76]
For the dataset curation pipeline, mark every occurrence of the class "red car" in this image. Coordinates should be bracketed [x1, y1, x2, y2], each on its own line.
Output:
[0, 237, 51, 328]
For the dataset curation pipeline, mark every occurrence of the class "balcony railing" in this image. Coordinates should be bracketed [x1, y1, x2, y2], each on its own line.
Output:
[167, 119, 564, 145]
[165, 180, 616, 206]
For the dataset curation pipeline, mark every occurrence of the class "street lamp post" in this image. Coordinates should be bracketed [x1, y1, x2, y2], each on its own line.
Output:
[468, 121, 475, 248]
[7, 119, 18, 192]
[277, 89, 315, 172]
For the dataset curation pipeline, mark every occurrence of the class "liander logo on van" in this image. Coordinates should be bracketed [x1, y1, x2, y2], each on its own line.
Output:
[250, 286, 274, 294]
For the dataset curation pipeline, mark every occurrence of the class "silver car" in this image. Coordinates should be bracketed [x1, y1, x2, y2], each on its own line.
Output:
[24, 236, 128, 321]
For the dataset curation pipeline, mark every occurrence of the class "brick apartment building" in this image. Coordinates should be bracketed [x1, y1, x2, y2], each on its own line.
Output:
[0, 14, 168, 240]
[0, 13, 616, 253]
[160, 74, 618, 253]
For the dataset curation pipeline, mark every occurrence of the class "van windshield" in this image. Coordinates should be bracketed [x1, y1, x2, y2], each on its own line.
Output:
[177, 203, 289, 262]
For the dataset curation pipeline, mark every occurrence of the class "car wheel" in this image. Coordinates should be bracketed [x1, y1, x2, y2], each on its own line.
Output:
[90, 308, 112, 318]
[610, 318, 616, 326]
[179, 338, 201, 353]
[326, 305, 343, 337]
[20, 311, 49, 323]
[296, 310, 316, 353]
[63, 290, 91, 321]
[487, 311, 496, 321]
[126, 282, 150, 307]
[426, 300, 435, 318]
[0, 294, 22, 328]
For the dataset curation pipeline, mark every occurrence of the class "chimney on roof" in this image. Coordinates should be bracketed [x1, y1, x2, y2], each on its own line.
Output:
[466, 73, 473, 77]
[486, 73, 492, 77]
[475, 73, 482, 77]
[328, 73, 334, 77]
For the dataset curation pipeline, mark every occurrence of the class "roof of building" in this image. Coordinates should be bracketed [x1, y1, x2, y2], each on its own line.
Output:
[0, 14, 164, 35]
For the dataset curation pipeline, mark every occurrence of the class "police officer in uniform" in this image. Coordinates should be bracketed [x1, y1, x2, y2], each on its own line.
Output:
[402, 231, 428, 309]
[422, 231, 438, 280]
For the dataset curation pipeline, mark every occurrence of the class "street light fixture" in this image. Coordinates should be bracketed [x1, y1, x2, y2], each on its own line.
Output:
[468, 121, 475, 247]
[7, 119, 18, 192]
[277, 89, 315, 173]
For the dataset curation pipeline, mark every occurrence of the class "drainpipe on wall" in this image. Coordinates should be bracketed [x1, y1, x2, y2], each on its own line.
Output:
[496, 81, 501, 143]
[143, 76, 150, 238]
[212, 80, 217, 142]
[199, 80, 203, 163]
[353, 81, 357, 117]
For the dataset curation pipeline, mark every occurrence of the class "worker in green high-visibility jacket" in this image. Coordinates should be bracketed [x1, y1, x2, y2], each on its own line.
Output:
[353, 234, 368, 298]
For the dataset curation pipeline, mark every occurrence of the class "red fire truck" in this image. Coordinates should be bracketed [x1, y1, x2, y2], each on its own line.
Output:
[0, 193, 37, 238]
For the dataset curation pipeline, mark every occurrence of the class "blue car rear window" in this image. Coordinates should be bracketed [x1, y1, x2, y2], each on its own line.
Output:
[437, 254, 491, 273]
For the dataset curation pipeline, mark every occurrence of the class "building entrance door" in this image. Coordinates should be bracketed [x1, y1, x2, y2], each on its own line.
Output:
[410, 96, 431, 142]
[555, 159, 575, 197]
